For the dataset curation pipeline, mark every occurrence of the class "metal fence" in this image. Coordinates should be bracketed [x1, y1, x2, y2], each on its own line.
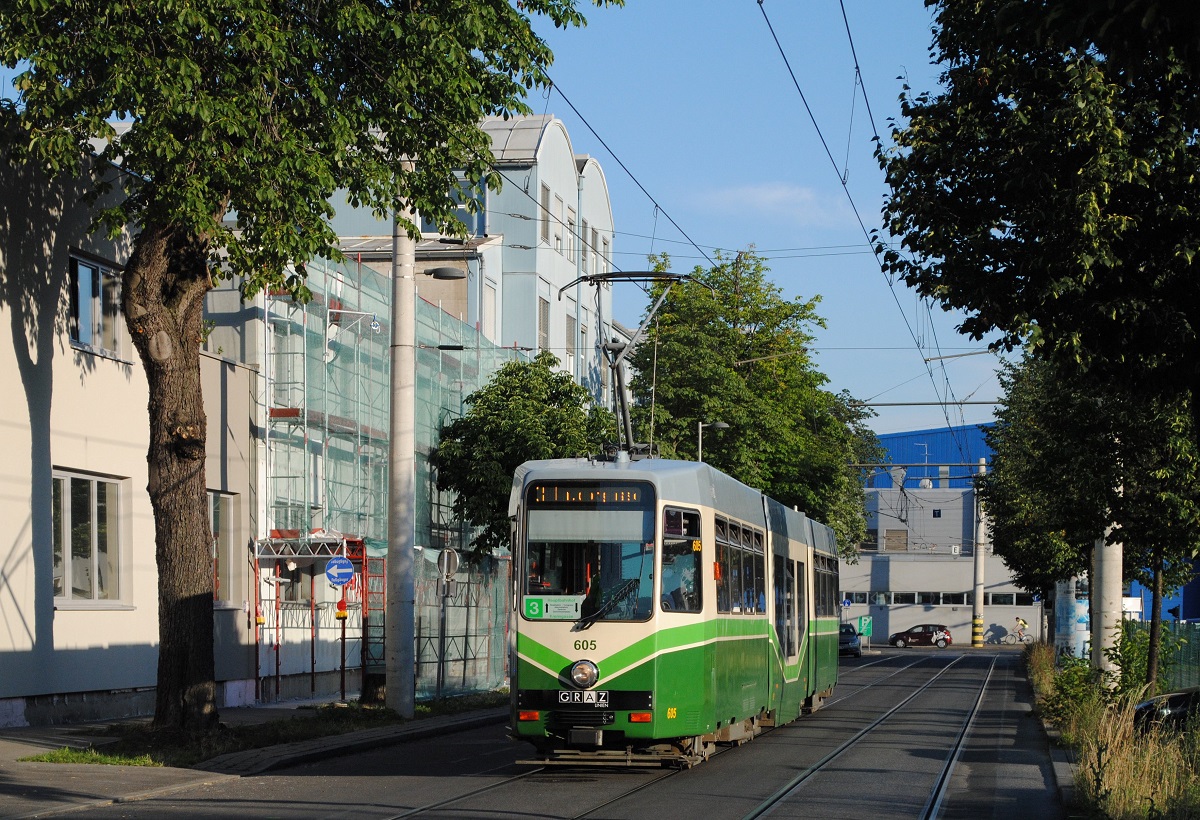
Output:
[413, 551, 511, 699]
[1159, 621, 1200, 690]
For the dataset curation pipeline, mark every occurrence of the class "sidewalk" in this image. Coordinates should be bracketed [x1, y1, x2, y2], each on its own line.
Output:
[0, 701, 509, 819]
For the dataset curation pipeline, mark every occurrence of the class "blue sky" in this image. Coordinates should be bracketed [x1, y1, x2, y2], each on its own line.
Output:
[531, 1, 1010, 435]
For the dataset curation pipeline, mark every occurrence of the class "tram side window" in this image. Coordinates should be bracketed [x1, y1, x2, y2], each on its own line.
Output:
[729, 543, 745, 612]
[743, 551, 764, 613]
[716, 541, 732, 612]
[813, 556, 823, 617]
[741, 550, 757, 612]
[774, 555, 795, 656]
[814, 554, 836, 617]
[661, 508, 702, 613]
[795, 560, 807, 640]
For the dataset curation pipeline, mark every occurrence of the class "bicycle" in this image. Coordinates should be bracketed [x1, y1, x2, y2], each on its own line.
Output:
[1002, 631, 1034, 645]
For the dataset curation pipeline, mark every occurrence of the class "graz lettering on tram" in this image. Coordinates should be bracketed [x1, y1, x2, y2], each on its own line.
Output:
[557, 690, 610, 706]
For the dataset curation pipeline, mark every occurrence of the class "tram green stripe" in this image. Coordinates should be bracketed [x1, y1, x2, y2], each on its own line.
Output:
[517, 618, 778, 687]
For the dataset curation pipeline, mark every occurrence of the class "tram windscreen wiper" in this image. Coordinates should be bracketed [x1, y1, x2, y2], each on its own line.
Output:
[574, 578, 639, 631]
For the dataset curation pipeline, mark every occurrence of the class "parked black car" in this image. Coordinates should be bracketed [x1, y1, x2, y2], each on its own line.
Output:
[1134, 687, 1200, 731]
[888, 624, 952, 648]
[839, 623, 862, 657]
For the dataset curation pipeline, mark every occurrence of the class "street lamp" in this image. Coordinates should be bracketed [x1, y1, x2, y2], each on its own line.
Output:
[697, 420, 729, 462]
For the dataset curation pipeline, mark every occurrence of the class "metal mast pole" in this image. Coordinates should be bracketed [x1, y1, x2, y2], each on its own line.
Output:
[386, 191, 416, 719]
[972, 458, 987, 648]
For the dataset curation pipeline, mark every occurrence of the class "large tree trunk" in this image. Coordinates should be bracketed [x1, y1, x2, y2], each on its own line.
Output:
[122, 220, 218, 733]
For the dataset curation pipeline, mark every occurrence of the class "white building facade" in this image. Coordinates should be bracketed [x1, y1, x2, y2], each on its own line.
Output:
[840, 487, 1043, 646]
[0, 115, 623, 725]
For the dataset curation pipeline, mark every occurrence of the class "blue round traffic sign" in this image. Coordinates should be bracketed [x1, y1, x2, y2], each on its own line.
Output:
[325, 555, 354, 587]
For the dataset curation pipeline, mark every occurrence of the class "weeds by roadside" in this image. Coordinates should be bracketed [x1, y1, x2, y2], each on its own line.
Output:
[1027, 637, 1200, 819]
[19, 690, 509, 769]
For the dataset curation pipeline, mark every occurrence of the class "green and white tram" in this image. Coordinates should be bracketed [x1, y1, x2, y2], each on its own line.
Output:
[509, 456, 841, 767]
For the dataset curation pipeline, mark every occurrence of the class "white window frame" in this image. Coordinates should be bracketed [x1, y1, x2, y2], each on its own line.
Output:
[210, 490, 237, 606]
[553, 195, 564, 253]
[537, 296, 550, 352]
[52, 469, 127, 607]
[540, 184, 551, 245]
[566, 208, 577, 262]
[69, 255, 125, 359]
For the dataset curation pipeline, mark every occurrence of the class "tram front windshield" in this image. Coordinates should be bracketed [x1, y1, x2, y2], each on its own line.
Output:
[523, 480, 655, 623]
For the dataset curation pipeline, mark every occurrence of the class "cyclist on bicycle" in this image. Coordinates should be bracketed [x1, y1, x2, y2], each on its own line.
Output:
[1015, 616, 1029, 641]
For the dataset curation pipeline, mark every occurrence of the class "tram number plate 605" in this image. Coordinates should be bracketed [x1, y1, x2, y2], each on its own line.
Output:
[557, 690, 610, 707]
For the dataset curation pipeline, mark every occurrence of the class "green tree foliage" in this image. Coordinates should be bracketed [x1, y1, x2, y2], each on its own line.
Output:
[876, 0, 1200, 424]
[627, 251, 881, 555]
[434, 351, 616, 563]
[0, 0, 620, 732]
[1020, 0, 1200, 82]
[982, 357, 1112, 593]
[984, 354, 1200, 686]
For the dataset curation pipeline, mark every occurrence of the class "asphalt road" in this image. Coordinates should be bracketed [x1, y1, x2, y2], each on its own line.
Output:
[62, 648, 1064, 820]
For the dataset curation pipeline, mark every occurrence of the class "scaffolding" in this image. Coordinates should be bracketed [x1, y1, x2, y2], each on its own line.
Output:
[264, 260, 390, 543]
[253, 256, 529, 701]
[255, 258, 390, 700]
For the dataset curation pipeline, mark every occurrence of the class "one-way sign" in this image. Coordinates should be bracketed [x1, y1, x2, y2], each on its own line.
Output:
[325, 555, 354, 587]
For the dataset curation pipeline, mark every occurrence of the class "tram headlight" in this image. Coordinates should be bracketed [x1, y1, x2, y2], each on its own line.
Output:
[570, 659, 599, 689]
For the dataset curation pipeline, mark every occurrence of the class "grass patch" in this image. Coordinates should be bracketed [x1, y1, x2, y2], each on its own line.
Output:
[19, 689, 509, 769]
[27, 747, 161, 767]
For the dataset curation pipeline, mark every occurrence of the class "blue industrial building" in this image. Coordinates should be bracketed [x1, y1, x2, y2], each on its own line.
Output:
[867, 423, 1184, 623]
[868, 424, 993, 490]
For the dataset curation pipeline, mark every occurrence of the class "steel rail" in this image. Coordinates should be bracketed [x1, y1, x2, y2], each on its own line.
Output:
[742, 654, 969, 819]
[920, 655, 998, 820]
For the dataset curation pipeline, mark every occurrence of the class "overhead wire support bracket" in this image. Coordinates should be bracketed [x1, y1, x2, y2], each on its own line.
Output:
[557, 270, 691, 301]
[563, 271, 692, 454]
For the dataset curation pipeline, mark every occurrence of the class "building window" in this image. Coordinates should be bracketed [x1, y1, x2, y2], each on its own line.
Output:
[540, 184, 551, 245]
[483, 283, 497, 341]
[565, 312, 577, 372]
[916, 591, 938, 605]
[69, 256, 123, 356]
[553, 195, 564, 253]
[590, 227, 599, 275]
[842, 591, 868, 604]
[210, 491, 235, 603]
[932, 509, 942, 518]
[601, 237, 610, 274]
[1015, 593, 1037, 607]
[871, 590, 889, 605]
[567, 208, 577, 262]
[281, 562, 313, 603]
[942, 592, 968, 605]
[52, 471, 121, 602]
[537, 297, 550, 351]
[988, 592, 1017, 606]
[892, 592, 917, 605]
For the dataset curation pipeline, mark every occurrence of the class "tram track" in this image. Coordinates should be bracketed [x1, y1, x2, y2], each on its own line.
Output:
[378, 766, 546, 819]
[376, 760, 693, 819]
[743, 653, 998, 820]
[379, 654, 994, 820]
